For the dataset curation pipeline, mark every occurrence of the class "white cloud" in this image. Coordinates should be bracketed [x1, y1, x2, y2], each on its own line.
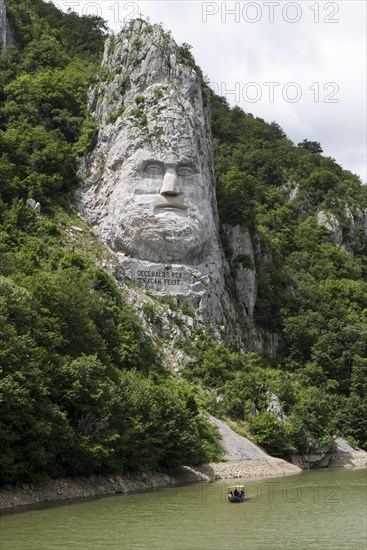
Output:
[51, 0, 366, 181]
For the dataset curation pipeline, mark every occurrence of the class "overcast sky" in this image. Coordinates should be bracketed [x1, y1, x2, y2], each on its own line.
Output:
[52, 0, 366, 181]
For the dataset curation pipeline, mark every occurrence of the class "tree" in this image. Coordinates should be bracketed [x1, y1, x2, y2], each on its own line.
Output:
[297, 139, 323, 154]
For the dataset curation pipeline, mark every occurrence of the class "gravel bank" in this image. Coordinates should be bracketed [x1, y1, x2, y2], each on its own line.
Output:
[209, 416, 269, 460]
[197, 458, 301, 479]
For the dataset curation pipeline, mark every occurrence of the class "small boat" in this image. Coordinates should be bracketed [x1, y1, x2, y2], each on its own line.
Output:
[228, 494, 245, 503]
[227, 484, 245, 503]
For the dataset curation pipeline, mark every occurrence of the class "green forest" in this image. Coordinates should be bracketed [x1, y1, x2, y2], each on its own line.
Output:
[0, 0, 366, 484]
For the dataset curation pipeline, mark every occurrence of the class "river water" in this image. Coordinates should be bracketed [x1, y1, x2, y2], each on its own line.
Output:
[1, 468, 366, 550]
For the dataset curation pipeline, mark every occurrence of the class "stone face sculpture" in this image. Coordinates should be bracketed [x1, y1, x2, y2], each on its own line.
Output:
[102, 140, 215, 265]
[77, 20, 257, 339]
[79, 21, 218, 269]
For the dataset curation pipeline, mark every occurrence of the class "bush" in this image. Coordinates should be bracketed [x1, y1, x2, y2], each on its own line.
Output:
[249, 412, 292, 457]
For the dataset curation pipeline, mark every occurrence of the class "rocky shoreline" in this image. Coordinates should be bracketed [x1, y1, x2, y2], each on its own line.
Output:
[0, 458, 301, 514]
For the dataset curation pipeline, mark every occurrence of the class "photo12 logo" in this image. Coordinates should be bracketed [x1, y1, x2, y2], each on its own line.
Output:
[201, 481, 340, 504]
[209, 81, 340, 104]
[202, 2, 340, 24]
[51, 2, 142, 23]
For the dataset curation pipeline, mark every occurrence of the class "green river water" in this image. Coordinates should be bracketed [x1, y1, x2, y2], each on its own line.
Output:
[1, 468, 366, 550]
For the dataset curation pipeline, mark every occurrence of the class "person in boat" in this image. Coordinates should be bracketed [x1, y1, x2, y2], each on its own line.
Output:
[234, 489, 239, 497]
[240, 490, 244, 498]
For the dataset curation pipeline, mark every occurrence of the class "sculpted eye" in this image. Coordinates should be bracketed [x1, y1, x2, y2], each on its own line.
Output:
[144, 164, 163, 177]
[177, 166, 193, 177]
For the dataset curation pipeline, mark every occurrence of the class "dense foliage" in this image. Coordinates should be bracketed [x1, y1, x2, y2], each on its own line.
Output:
[0, 0, 105, 206]
[0, 2, 220, 484]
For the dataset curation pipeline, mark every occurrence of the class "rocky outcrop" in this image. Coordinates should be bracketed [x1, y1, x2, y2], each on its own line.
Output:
[317, 211, 343, 245]
[290, 452, 333, 469]
[317, 207, 367, 256]
[290, 437, 367, 469]
[26, 198, 41, 213]
[328, 437, 367, 468]
[0, 0, 15, 51]
[76, 20, 264, 346]
[266, 393, 286, 421]
[222, 224, 257, 318]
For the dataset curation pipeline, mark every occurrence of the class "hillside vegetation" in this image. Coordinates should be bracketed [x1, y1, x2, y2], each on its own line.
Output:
[181, 94, 367, 456]
[0, 1, 366, 484]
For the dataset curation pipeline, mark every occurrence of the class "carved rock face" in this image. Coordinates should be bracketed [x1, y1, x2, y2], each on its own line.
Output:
[78, 20, 218, 265]
[104, 146, 214, 262]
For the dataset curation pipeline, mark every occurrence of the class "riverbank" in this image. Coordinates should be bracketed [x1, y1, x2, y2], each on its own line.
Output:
[2, 428, 366, 513]
[0, 457, 301, 514]
[2, 455, 367, 514]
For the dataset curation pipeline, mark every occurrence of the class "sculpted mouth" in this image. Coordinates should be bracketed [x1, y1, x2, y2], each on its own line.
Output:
[159, 205, 184, 211]
[154, 195, 188, 215]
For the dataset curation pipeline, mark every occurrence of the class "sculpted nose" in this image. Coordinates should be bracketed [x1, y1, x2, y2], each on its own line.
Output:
[160, 168, 180, 196]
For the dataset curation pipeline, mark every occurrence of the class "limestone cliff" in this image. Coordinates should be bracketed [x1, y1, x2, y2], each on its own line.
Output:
[0, 0, 15, 51]
[77, 20, 270, 350]
[317, 207, 367, 256]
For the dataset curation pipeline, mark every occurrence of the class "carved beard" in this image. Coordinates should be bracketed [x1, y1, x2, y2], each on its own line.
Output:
[112, 204, 212, 263]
